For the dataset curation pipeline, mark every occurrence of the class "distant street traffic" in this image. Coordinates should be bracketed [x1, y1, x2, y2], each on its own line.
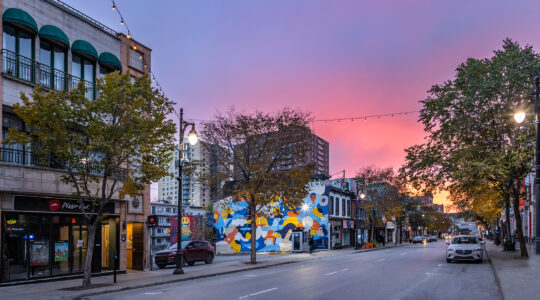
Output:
[89, 242, 501, 300]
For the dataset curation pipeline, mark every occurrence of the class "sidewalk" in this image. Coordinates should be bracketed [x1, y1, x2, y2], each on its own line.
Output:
[485, 241, 540, 300]
[0, 243, 405, 299]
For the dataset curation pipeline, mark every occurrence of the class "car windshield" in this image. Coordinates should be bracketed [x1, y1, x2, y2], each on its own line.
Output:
[168, 241, 191, 250]
[452, 237, 478, 244]
[413, 237, 421, 240]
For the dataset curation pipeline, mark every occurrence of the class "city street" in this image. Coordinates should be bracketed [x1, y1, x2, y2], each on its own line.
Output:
[88, 242, 501, 300]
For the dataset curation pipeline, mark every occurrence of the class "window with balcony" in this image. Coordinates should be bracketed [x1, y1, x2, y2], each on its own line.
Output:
[39, 40, 67, 91]
[1, 112, 46, 166]
[72, 54, 95, 100]
[2, 24, 34, 82]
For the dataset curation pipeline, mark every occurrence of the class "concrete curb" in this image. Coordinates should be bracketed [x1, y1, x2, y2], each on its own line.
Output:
[484, 244, 505, 300]
[73, 260, 299, 299]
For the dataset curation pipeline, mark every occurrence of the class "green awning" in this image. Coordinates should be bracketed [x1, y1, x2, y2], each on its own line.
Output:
[39, 25, 69, 48]
[3, 8, 38, 33]
[71, 40, 98, 60]
[98, 52, 122, 70]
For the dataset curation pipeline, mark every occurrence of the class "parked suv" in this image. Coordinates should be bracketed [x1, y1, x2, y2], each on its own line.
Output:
[155, 240, 214, 268]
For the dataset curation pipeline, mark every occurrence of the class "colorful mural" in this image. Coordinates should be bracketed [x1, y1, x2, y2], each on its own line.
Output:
[170, 215, 202, 245]
[213, 182, 329, 254]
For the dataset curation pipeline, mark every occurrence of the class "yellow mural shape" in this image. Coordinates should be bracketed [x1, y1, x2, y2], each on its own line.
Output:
[231, 240, 241, 253]
[282, 217, 298, 227]
[246, 232, 251, 240]
[312, 207, 323, 218]
[256, 217, 269, 227]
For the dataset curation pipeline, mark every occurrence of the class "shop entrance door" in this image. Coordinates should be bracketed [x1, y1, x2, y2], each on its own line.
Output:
[292, 232, 303, 252]
[102, 225, 110, 269]
[126, 223, 144, 270]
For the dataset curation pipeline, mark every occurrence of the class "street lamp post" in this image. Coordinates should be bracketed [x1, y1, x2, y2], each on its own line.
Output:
[514, 77, 540, 255]
[173, 108, 198, 275]
[355, 193, 366, 249]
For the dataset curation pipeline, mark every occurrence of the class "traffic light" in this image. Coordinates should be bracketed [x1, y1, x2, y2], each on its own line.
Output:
[148, 215, 157, 226]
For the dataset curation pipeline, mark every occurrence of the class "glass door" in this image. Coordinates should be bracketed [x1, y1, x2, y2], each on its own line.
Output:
[292, 232, 303, 252]
[72, 223, 87, 273]
[101, 224, 110, 269]
[2, 214, 27, 281]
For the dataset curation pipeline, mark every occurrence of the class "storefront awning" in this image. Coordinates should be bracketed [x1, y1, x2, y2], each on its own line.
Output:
[2, 8, 38, 33]
[98, 52, 122, 70]
[71, 40, 98, 60]
[39, 25, 69, 48]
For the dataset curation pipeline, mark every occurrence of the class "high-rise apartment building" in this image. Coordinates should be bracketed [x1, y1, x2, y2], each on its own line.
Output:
[158, 140, 218, 207]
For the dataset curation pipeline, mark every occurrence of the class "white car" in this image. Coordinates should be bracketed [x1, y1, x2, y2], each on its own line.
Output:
[446, 235, 485, 263]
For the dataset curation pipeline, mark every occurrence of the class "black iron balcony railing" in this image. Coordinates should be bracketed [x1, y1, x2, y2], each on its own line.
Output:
[0, 147, 128, 180]
[0, 147, 53, 167]
[1, 49, 96, 99]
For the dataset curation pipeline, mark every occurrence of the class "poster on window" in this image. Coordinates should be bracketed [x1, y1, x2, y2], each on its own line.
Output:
[54, 241, 69, 262]
[30, 239, 50, 266]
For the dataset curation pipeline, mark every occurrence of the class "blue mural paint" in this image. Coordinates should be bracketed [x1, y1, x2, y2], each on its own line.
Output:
[213, 183, 329, 254]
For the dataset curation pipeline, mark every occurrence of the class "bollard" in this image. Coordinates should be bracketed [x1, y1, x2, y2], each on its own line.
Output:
[114, 249, 118, 283]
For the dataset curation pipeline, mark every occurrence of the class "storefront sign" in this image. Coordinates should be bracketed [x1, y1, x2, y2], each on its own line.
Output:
[14, 196, 115, 214]
[121, 234, 126, 242]
[6, 219, 17, 225]
[54, 241, 69, 262]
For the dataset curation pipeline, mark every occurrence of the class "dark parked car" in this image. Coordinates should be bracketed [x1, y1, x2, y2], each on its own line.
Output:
[412, 236, 424, 244]
[155, 240, 214, 268]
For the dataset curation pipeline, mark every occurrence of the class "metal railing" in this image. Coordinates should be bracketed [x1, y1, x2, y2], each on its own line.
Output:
[1, 49, 96, 99]
[0, 147, 128, 180]
[0, 147, 51, 167]
[45, 0, 119, 38]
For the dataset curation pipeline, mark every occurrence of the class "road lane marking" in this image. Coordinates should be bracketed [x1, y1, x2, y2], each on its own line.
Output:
[244, 274, 256, 277]
[438, 264, 442, 267]
[375, 258, 386, 262]
[341, 268, 348, 272]
[325, 271, 338, 276]
[144, 292, 163, 295]
[400, 253, 408, 256]
[239, 287, 278, 299]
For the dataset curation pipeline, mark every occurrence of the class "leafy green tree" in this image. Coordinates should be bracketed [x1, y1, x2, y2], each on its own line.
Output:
[199, 108, 314, 263]
[400, 39, 538, 257]
[357, 166, 402, 241]
[5, 72, 176, 286]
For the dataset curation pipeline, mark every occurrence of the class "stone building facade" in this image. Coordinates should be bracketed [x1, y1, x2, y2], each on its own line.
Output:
[0, 0, 152, 282]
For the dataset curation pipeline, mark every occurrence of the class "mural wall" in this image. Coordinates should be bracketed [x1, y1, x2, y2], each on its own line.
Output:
[170, 215, 203, 245]
[213, 182, 329, 254]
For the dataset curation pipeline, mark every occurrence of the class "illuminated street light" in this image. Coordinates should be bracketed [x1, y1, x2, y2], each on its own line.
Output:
[514, 111, 526, 123]
[188, 128, 198, 146]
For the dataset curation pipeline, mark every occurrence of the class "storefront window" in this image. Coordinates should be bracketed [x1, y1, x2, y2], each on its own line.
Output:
[28, 215, 51, 278]
[51, 216, 70, 275]
[2, 211, 116, 282]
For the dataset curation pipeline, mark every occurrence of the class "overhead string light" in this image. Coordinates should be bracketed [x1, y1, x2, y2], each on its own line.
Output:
[314, 110, 420, 124]
[112, 1, 167, 98]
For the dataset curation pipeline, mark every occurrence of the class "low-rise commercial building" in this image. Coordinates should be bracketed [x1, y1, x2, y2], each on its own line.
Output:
[0, 0, 152, 283]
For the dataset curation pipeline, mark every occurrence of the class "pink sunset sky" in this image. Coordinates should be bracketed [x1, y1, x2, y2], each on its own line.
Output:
[65, 0, 540, 207]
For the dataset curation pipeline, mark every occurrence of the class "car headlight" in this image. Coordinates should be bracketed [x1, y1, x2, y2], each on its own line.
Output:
[473, 248, 481, 252]
[447, 248, 454, 252]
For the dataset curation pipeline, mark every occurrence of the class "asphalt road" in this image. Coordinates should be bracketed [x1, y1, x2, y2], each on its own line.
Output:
[89, 241, 501, 300]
